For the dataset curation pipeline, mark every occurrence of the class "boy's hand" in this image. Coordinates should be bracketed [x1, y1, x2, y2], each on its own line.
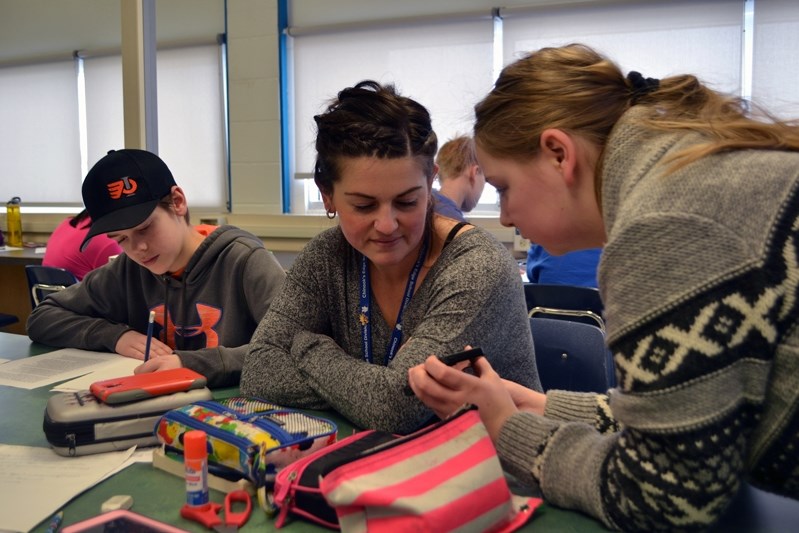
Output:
[134, 354, 183, 374]
[115, 330, 173, 360]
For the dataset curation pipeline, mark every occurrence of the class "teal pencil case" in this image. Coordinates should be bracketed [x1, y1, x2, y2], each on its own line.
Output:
[154, 397, 337, 488]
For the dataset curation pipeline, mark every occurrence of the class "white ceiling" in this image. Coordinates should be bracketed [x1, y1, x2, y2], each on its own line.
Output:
[0, 0, 224, 64]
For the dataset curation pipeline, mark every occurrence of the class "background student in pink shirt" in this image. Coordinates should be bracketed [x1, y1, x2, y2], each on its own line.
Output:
[43, 209, 122, 280]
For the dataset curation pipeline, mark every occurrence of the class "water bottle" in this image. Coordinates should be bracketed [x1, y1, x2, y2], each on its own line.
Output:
[5, 197, 22, 247]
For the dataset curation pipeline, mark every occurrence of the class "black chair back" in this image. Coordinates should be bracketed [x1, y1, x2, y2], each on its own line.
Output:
[0, 312, 19, 328]
[24, 265, 79, 308]
[530, 317, 613, 393]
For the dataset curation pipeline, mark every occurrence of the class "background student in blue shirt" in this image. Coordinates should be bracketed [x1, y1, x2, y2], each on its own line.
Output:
[525, 244, 601, 287]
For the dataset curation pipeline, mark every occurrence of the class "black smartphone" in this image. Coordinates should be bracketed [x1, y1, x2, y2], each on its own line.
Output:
[404, 347, 484, 396]
[437, 346, 484, 366]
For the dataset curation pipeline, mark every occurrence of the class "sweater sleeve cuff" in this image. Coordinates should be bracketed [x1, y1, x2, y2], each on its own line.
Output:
[496, 411, 559, 489]
[175, 348, 239, 389]
[543, 390, 600, 424]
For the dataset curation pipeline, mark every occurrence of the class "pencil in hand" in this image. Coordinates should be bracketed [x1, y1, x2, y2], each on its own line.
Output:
[144, 310, 155, 362]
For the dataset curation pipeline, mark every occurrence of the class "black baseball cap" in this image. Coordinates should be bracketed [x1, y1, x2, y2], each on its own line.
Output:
[80, 149, 176, 251]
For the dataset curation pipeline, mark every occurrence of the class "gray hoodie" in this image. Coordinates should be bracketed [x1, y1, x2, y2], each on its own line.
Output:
[27, 225, 286, 387]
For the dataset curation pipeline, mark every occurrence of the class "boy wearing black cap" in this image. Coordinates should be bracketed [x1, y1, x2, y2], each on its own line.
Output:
[27, 149, 286, 387]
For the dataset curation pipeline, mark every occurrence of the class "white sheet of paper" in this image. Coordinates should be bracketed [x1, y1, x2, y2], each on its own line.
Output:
[0, 445, 136, 533]
[51, 357, 140, 392]
[0, 348, 132, 390]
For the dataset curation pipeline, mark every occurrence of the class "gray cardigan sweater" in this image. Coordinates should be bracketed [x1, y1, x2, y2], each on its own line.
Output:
[241, 224, 539, 434]
[497, 107, 799, 530]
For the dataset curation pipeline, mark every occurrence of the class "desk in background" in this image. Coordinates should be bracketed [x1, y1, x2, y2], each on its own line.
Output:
[4, 333, 797, 532]
[0, 247, 44, 335]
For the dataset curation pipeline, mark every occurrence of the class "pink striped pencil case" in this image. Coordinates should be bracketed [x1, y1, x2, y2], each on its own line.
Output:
[273, 407, 541, 532]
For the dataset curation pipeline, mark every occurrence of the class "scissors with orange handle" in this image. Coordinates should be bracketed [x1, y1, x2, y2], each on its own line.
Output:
[180, 489, 252, 532]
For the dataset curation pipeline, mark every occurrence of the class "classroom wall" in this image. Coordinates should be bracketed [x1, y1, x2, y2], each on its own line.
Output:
[6, 0, 614, 252]
[221, 0, 548, 246]
[227, 0, 283, 217]
[224, 0, 576, 215]
[223, 0, 589, 219]
[11, 0, 516, 253]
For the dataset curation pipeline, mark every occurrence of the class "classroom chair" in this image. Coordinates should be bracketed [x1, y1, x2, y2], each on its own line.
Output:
[530, 316, 614, 394]
[25, 265, 79, 308]
[524, 283, 605, 331]
[0, 312, 19, 329]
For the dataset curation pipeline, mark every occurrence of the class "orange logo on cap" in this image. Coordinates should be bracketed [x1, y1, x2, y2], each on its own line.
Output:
[107, 177, 138, 199]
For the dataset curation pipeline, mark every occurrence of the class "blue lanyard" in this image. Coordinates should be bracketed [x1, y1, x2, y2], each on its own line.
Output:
[358, 234, 430, 365]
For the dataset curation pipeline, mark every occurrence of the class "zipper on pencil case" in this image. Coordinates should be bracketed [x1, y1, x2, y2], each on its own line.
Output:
[344, 406, 475, 462]
[160, 408, 256, 452]
[44, 414, 97, 446]
[44, 413, 153, 450]
[194, 402, 337, 445]
[196, 400, 336, 434]
[193, 400, 338, 448]
[252, 412, 336, 491]
[193, 399, 278, 418]
[192, 401, 296, 444]
[249, 410, 337, 444]
[273, 431, 391, 528]
[214, 397, 286, 415]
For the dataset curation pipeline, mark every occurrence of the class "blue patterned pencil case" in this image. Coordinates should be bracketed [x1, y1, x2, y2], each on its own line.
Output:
[154, 397, 337, 487]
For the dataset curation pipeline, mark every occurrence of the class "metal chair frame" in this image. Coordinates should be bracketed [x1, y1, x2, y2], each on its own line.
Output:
[24, 265, 79, 308]
[528, 306, 605, 332]
[524, 283, 606, 331]
[31, 282, 72, 307]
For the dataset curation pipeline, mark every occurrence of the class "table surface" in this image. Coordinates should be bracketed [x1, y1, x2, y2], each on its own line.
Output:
[0, 333, 609, 532]
[3, 332, 798, 532]
[0, 246, 45, 265]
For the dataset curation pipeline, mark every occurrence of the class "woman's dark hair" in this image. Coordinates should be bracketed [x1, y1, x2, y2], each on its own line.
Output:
[69, 209, 91, 229]
[313, 80, 438, 196]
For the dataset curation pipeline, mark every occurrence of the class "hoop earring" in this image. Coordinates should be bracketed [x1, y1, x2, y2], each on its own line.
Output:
[326, 209, 337, 220]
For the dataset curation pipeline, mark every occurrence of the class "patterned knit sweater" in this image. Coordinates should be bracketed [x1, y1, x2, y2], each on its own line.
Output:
[496, 106, 799, 531]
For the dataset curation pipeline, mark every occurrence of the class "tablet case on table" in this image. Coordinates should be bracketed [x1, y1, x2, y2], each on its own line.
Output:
[43, 387, 213, 456]
[61, 509, 187, 533]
